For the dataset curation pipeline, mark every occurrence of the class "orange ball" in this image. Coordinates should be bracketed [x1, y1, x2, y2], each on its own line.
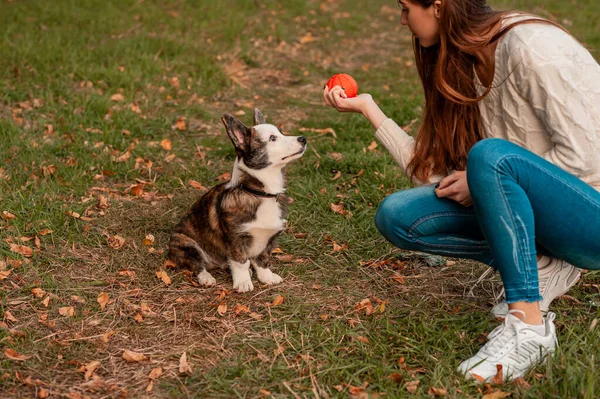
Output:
[326, 73, 358, 98]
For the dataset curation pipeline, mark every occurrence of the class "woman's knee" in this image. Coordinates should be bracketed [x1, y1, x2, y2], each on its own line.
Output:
[374, 188, 429, 247]
[467, 138, 518, 186]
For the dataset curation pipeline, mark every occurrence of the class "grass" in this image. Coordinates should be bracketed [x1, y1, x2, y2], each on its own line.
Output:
[0, 0, 599, 398]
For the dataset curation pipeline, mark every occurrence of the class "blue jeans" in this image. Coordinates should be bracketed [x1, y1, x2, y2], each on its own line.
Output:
[375, 138, 600, 304]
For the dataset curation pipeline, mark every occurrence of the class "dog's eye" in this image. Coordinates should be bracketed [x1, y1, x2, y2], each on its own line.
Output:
[269, 135, 277, 142]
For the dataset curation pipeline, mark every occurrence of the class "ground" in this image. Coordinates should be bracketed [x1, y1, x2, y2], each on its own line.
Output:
[0, 0, 599, 398]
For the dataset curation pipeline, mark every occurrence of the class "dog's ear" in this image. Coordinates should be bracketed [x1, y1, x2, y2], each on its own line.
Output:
[253, 108, 266, 125]
[221, 113, 250, 152]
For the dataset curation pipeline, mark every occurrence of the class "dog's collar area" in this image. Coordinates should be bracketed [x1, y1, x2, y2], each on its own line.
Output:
[240, 184, 282, 201]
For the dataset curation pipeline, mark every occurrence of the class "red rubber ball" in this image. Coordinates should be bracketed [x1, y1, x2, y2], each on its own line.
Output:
[326, 73, 358, 98]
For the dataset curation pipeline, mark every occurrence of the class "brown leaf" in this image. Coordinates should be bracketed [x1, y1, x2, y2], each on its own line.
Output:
[58, 306, 75, 317]
[174, 117, 186, 131]
[142, 234, 155, 246]
[355, 336, 369, 344]
[41, 296, 51, 307]
[217, 302, 227, 316]
[512, 377, 531, 390]
[110, 93, 125, 102]
[492, 364, 503, 385]
[160, 139, 172, 151]
[107, 235, 126, 249]
[38, 388, 49, 398]
[392, 274, 406, 285]
[216, 172, 231, 182]
[156, 270, 171, 286]
[271, 295, 284, 306]
[97, 292, 109, 311]
[134, 313, 144, 323]
[482, 391, 511, 399]
[4, 311, 18, 323]
[330, 203, 345, 214]
[179, 352, 193, 373]
[4, 348, 31, 361]
[148, 367, 163, 380]
[122, 350, 147, 362]
[275, 254, 294, 262]
[188, 180, 207, 191]
[83, 360, 101, 381]
[234, 304, 250, 315]
[101, 330, 115, 343]
[428, 387, 447, 396]
[9, 243, 33, 257]
[146, 380, 154, 393]
[367, 141, 378, 152]
[388, 372, 403, 383]
[31, 288, 46, 298]
[0, 270, 12, 280]
[405, 379, 420, 394]
[1, 211, 16, 220]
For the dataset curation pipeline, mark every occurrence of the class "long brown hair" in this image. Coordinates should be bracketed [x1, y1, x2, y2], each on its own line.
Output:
[406, 0, 559, 182]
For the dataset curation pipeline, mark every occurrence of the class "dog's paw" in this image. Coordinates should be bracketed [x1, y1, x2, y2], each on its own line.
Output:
[233, 279, 254, 293]
[255, 267, 283, 285]
[197, 270, 217, 286]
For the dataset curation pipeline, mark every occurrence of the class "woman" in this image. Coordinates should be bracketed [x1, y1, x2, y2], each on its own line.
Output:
[323, 0, 600, 382]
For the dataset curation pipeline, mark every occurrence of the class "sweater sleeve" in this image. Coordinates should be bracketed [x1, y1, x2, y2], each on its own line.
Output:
[374, 118, 442, 185]
[512, 26, 600, 177]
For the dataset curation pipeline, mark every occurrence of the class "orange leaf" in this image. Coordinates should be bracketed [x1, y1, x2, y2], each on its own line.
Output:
[122, 350, 147, 362]
[0, 270, 12, 280]
[1, 211, 16, 220]
[4, 311, 18, 323]
[142, 234, 155, 246]
[188, 180, 207, 191]
[156, 270, 171, 285]
[174, 118, 186, 131]
[405, 380, 420, 394]
[101, 330, 115, 343]
[83, 360, 101, 381]
[492, 364, 503, 385]
[428, 387, 448, 397]
[4, 348, 31, 361]
[392, 274, 406, 285]
[58, 306, 75, 317]
[148, 367, 163, 380]
[234, 304, 250, 315]
[271, 295, 284, 306]
[97, 292, 109, 311]
[31, 288, 46, 298]
[110, 93, 125, 102]
[9, 243, 33, 257]
[160, 139, 172, 151]
[217, 302, 227, 316]
[134, 313, 144, 323]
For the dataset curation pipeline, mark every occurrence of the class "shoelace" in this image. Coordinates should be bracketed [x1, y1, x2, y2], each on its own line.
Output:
[480, 310, 527, 356]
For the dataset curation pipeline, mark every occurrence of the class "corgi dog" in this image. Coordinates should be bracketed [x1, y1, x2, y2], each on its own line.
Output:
[168, 109, 307, 292]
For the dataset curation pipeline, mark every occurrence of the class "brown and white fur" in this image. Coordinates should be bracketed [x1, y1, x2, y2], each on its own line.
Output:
[168, 109, 306, 292]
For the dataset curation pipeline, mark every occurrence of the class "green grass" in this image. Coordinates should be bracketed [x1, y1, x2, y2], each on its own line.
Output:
[1, 0, 599, 398]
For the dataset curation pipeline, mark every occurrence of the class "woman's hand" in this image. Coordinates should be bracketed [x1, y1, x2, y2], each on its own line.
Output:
[323, 85, 372, 114]
[434, 170, 472, 207]
[323, 85, 387, 130]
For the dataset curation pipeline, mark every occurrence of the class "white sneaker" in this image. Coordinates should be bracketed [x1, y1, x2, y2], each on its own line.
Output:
[458, 310, 557, 382]
[491, 258, 580, 318]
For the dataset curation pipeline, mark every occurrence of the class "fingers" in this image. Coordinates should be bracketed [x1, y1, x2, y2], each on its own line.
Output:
[323, 85, 348, 110]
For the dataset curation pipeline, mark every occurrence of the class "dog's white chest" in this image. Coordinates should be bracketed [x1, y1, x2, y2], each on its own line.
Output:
[243, 200, 286, 257]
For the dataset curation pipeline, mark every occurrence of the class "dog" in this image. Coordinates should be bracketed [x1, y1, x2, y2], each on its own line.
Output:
[168, 109, 307, 292]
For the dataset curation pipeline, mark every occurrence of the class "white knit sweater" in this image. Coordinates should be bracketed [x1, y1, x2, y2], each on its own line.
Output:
[375, 19, 600, 190]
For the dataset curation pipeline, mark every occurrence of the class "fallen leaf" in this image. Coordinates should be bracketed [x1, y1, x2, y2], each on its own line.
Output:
[70, 295, 86, 304]
[156, 270, 171, 286]
[492, 364, 503, 385]
[355, 336, 369, 344]
[4, 348, 31, 361]
[512, 377, 531, 390]
[160, 139, 172, 151]
[97, 292, 109, 310]
[388, 372, 403, 383]
[41, 296, 51, 307]
[217, 302, 227, 316]
[174, 117, 186, 131]
[110, 93, 125, 102]
[405, 379, 420, 394]
[4, 311, 18, 323]
[146, 380, 154, 393]
[9, 243, 33, 257]
[392, 274, 406, 285]
[188, 180, 207, 191]
[38, 388, 49, 398]
[134, 313, 144, 323]
[0, 270, 12, 280]
[58, 306, 75, 317]
[31, 288, 46, 298]
[83, 360, 101, 381]
[148, 367, 163, 380]
[179, 352, 193, 373]
[142, 234, 155, 246]
[1, 211, 16, 220]
[271, 295, 284, 306]
[367, 141, 378, 152]
[101, 330, 115, 343]
[428, 387, 447, 396]
[482, 391, 511, 399]
[234, 304, 250, 315]
[122, 350, 147, 362]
